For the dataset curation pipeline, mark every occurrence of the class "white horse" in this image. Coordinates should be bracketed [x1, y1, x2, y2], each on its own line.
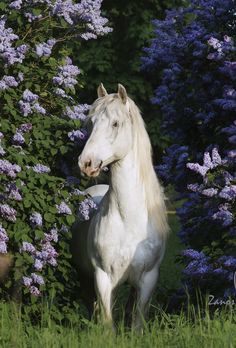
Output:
[71, 84, 169, 330]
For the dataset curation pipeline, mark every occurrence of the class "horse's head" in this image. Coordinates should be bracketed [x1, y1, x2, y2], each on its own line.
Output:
[78, 83, 133, 177]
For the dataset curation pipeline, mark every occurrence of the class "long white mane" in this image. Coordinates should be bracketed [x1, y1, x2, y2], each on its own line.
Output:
[128, 97, 169, 239]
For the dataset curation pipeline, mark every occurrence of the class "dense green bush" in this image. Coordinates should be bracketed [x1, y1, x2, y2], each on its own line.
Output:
[0, 0, 111, 320]
[143, 0, 236, 303]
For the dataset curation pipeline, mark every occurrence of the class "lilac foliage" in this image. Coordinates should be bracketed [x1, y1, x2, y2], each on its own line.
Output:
[0, 0, 112, 303]
[143, 0, 236, 300]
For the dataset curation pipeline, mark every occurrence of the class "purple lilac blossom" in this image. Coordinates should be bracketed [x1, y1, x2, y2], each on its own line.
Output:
[19, 101, 32, 116]
[6, 184, 22, 201]
[29, 286, 40, 296]
[0, 204, 17, 222]
[12, 132, 25, 145]
[20, 242, 36, 254]
[18, 72, 24, 82]
[56, 202, 72, 215]
[64, 104, 89, 120]
[30, 212, 43, 227]
[0, 224, 8, 253]
[32, 164, 51, 173]
[24, 12, 43, 22]
[33, 103, 46, 114]
[34, 259, 43, 271]
[0, 19, 28, 66]
[22, 276, 32, 287]
[212, 204, 233, 227]
[52, 57, 80, 88]
[0, 159, 21, 178]
[201, 188, 218, 197]
[51, 0, 112, 39]
[182, 249, 207, 260]
[0, 145, 6, 156]
[31, 273, 44, 285]
[68, 129, 86, 142]
[54, 88, 71, 99]
[9, 0, 22, 9]
[78, 198, 97, 221]
[23, 89, 38, 103]
[0, 75, 19, 90]
[44, 228, 58, 243]
[18, 123, 32, 133]
[35, 39, 56, 57]
[219, 186, 236, 201]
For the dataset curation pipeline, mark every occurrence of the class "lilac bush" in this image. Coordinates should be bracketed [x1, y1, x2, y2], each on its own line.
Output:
[143, 0, 236, 301]
[0, 0, 111, 319]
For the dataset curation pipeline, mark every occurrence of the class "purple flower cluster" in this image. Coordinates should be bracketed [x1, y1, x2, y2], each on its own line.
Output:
[63, 104, 90, 120]
[11, 122, 32, 146]
[0, 204, 17, 222]
[52, 57, 80, 89]
[0, 225, 8, 254]
[0, 159, 21, 178]
[19, 89, 46, 116]
[0, 133, 6, 156]
[22, 272, 44, 296]
[32, 163, 51, 173]
[24, 12, 43, 23]
[207, 35, 235, 61]
[0, 75, 19, 91]
[21, 227, 59, 295]
[56, 202, 72, 215]
[143, 0, 236, 300]
[6, 183, 22, 201]
[35, 39, 56, 57]
[78, 197, 97, 221]
[187, 148, 223, 177]
[30, 212, 43, 227]
[68, 129, 86, 142]
[0, 19, 28, 66]
[54, 88, 72, 99]
[212, 204, 233, 227]
[50, 0, 112, 39]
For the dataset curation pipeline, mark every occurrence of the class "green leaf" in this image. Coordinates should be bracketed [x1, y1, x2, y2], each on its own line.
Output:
[44, 212, 55, 223]
[66, 215, 75, 225]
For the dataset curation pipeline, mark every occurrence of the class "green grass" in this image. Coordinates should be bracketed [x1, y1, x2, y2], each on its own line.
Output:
[1, 213, 235, 347]
[0, 301, 235, 348]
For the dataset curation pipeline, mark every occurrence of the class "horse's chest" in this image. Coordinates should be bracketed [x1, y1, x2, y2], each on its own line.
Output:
[88, 211, 161, 282]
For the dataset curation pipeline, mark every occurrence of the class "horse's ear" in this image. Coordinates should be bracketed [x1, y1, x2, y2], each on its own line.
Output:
[117, 84, 127, 104]
[97, 83, 108, 98]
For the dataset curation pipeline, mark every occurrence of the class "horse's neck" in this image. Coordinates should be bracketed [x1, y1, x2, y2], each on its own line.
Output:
[108, 151, 147, 220]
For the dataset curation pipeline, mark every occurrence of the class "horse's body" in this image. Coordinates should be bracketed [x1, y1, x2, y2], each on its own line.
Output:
[72, 84, 168, 330]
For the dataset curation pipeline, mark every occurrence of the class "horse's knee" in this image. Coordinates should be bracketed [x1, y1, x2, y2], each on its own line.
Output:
[94, 268, 113, 322]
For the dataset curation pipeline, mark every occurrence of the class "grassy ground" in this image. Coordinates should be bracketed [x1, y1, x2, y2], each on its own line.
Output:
[1, 213, 235, 347]
[0, 301, 235, 348]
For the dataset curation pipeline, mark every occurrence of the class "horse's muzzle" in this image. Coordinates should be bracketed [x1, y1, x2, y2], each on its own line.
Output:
[78, 157, 103, 177]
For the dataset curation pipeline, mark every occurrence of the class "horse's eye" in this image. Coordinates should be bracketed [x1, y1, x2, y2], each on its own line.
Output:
[112, 121, 119, 128]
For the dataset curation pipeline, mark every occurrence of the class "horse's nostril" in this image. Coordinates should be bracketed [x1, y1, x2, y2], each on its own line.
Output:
[85, 159, 92, 168]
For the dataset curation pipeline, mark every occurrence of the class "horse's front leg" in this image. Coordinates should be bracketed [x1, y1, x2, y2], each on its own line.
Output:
[94, 267, 114, 327]
[133, 265, 160, 332]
